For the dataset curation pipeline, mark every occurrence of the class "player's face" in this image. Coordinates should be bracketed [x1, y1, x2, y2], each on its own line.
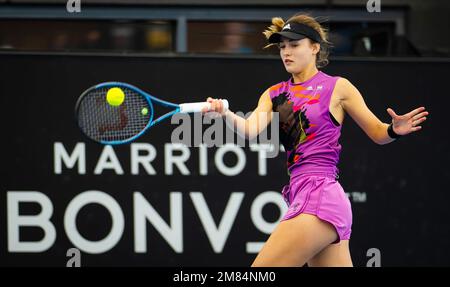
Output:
[278, 37, 318, 74]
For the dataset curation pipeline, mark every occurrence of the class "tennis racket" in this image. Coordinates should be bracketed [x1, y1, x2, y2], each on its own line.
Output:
[75, 82, 229, 145]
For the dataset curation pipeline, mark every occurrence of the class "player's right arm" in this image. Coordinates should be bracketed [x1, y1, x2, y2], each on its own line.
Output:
[202, 88, 273, 140]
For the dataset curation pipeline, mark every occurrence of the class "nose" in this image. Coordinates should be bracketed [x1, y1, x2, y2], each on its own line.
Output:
[282, 46, 292, 57]
[282, 49, 291, 58]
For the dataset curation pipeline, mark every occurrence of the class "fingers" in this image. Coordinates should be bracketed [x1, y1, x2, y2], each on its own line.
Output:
[407, 106, 426, 118]
[387, 106, 429, 134]
[412, 116, 427, 127]
[389, 107, 430, 132]
[411, 109, 428, 132]
[211, 99, 220, 113]
[387, 108, 398, 119]
[218, 99, 224, 114]
[410, 108, 429, 130]
[202, 98, 224, 116]
[201, 98, 210, 114]
[412, 111, 429, 121]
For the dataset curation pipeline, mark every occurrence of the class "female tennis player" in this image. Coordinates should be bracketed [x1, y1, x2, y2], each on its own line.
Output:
[202, 13, 429, 267]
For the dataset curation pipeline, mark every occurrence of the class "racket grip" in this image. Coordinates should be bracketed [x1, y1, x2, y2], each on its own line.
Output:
[179, 99, 229, 114]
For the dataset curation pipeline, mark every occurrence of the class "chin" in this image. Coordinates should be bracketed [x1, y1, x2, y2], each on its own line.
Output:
[285, 66, 303, 75]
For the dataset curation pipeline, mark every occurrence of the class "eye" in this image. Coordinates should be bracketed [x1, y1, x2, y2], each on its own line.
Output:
[277, 43, 285, 49]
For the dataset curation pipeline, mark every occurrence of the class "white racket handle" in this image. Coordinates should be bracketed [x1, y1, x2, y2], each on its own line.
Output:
[179, 99, 229, 114]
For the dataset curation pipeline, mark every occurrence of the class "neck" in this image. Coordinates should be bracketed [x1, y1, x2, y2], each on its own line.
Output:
[292, 64, 319, 84]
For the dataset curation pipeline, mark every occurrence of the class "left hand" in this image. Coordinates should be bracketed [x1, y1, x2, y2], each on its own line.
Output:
[387, 106, 429, 136]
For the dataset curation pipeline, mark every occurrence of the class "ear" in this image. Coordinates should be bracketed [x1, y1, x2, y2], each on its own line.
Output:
[312, 42, 321, 55]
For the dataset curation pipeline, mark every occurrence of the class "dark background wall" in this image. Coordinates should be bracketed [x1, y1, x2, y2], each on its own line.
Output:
[0, 52, 449, 266]
[3, 0, 450, 56]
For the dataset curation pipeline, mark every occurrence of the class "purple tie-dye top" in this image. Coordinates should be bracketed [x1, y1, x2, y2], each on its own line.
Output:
[269, 71, 342, 177]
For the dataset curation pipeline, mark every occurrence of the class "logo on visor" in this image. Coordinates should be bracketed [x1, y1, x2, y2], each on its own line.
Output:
[282, 24, 291, 31]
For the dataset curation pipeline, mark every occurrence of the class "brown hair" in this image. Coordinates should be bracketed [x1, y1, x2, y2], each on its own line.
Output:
[263, 13, 332, 68]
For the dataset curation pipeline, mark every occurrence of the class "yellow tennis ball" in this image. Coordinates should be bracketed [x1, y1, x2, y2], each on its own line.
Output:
[106, 87, 125, 106]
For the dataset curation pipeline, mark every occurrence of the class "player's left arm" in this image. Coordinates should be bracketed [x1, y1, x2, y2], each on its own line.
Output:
[337, 77, 429, 145]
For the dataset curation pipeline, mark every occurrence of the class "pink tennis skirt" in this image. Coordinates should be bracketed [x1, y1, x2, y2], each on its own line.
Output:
[281, 172, 353, 243]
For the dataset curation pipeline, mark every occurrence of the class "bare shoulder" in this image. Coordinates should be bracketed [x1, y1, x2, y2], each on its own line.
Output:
[257, 87, 272, 109]
[334, 77, 353, 98]
[334, 77, 362, 103]
[260, 87, 271, 100]
[335, 77, 352, 87]
[247, 87, 272, 115]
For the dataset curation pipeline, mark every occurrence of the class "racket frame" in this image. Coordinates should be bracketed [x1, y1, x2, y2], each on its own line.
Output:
[75, 81, 181, 145]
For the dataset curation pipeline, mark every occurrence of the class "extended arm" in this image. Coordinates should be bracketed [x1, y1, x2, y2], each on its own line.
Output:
[338, 78, 429, 145]
[203, 89, 273, 140]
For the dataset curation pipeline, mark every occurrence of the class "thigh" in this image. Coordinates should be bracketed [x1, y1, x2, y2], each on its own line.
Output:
[251, 213, 338, 267]
[307, 240, 353, 267]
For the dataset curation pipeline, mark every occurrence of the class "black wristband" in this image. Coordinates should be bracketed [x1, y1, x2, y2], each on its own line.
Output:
[387, 123, 402, 139]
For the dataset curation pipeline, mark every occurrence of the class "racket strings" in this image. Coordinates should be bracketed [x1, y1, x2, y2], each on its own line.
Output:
[78, 87, 152, 142]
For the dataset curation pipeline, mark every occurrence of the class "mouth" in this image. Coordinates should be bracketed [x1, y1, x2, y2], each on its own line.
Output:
[284, 59, 294, 64]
